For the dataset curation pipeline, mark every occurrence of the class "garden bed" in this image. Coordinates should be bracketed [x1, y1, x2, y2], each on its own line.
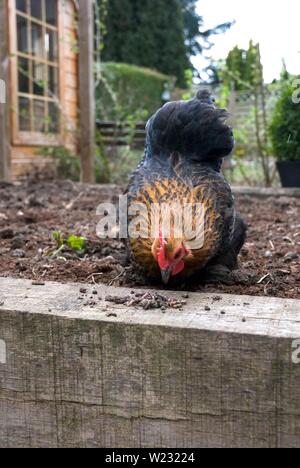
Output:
[0, 179, 299, 299]
[1, 277, 300, 448]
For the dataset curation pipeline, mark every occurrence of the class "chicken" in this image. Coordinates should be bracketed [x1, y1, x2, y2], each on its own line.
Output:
[126, 91, 247, 285]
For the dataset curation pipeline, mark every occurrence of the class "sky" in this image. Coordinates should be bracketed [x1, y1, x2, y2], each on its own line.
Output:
[194, 0, 300, 83]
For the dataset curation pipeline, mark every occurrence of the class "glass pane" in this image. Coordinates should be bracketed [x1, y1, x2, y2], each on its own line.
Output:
[18, 57, 30, 94]
[30, 0, 43, 20]
[33, 99, 45, 132]
[46, 29, 58, 62]
[19, 97, 31, 131]
[16, 0, 27, 13]
[48, 66, 58, 97]
[48, 102, 59, 133]
[45, 0, 57, 26]
[31, 22, 44, 58]
[17, 15, 29, 53]
[32, 61, 45, 96]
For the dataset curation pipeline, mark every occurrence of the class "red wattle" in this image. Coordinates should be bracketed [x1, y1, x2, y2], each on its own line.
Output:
[157, 248, 170, 271]
[172, 261, 185, 276]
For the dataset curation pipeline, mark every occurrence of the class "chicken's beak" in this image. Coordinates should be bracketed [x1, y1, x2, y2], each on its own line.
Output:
[161, 268, 172, 285]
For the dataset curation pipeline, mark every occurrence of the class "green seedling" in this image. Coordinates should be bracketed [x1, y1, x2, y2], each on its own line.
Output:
[67, 235, 87, 257]
[48, 231, 87, 258]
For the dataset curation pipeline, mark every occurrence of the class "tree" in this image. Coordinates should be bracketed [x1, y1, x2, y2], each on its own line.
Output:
[101, 0, 189, 87]
[99, 0, 232, 87]
[222, 41, 260, 91]
[180, 0, 232, 57]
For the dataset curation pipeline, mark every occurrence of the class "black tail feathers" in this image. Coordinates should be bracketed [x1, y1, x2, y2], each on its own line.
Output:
[145, 91, 234, 164]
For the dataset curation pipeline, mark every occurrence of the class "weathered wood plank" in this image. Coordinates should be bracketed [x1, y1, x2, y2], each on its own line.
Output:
[0, 278, 300, 448]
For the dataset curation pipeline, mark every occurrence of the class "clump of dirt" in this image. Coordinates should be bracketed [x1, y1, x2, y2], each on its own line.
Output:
[105, 291, 187, 310]
[0, 179, 299, 299]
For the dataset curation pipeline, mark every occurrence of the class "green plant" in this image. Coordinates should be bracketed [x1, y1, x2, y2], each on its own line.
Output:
[40, 146, 80, 181]
[105, 147, 142, 185]
[49, 231, 87, 258]
[269, 81, 300, 162]
[225, 158, 269, 187]
[95, 63, 170, 183]
[181, 69, 194, 100]
[67, 235, 87, 256]
[96, 62, 174, 121]
[220, 43, 277, 186]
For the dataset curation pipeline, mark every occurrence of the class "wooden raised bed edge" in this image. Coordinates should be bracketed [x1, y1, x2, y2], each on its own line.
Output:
[0, 277, 300, 448]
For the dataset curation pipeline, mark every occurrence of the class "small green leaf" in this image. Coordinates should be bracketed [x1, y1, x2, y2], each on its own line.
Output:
[52, 231, 64, 247]
[67, 235, 86, 254]
[48, 232, 87, 259]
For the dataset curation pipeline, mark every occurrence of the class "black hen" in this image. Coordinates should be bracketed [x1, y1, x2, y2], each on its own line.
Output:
[126, 92, 247, 285]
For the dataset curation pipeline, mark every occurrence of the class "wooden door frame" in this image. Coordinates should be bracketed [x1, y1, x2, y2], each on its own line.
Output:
[78, 0, 95, 183]
[8, 0, 64, 147]
[0, 0, 11, 181]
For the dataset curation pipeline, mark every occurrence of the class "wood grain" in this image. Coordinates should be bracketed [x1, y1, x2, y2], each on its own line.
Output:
[0, 278, 300, 448]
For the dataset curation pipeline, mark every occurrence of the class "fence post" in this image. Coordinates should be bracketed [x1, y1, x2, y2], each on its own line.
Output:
[78, 0, 95, 183]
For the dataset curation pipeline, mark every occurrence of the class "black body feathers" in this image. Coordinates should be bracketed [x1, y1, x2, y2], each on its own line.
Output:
[145, 91, 234, 165]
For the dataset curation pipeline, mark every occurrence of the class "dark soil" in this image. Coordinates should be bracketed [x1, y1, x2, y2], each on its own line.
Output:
[0, 178, 299, 299]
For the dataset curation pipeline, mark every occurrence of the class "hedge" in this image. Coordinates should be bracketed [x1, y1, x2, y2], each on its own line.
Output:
[96, 62, 174, 121]
[269, 80, 300, 162]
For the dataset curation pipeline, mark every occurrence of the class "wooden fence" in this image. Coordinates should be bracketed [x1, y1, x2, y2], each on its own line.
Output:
[96, 120, 147, 149]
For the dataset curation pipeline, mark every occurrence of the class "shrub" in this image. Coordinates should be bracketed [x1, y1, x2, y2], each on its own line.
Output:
[39, 146, 112, 184]
[40, 146, 80, 181]
[96, 62, 174, 121]
[269, 81, 300, 162]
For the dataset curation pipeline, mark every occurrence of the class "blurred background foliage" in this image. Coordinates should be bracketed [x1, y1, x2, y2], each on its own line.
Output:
[41, 0, 299, 188]
[98, 0, 232, 87]
[96, 62, 174, 121]
[269, 81, 300, 162]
